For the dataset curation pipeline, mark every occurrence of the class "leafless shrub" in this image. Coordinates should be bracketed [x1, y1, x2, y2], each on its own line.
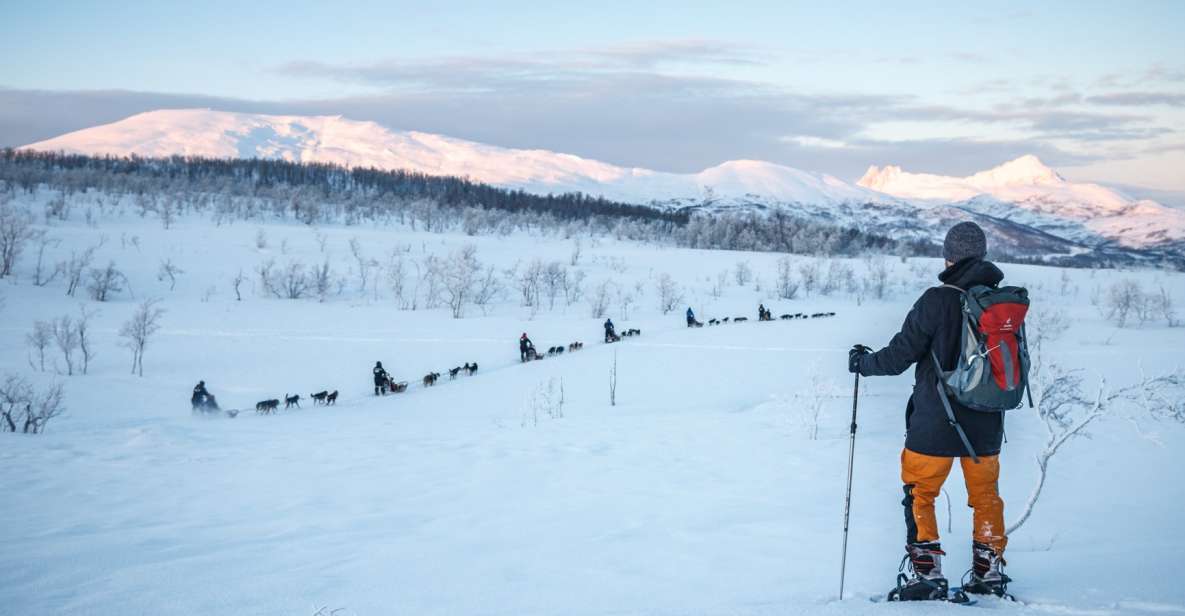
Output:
[25, 320, 52, 372]
[1154, 286, 1179, 327]
[62, 245, 97, 297]
[312, 260, 334, 302]
[259, 259, 311, 300]
[349, 237, 377, 295]
[588, 280, 613, 318]
[77, 305, 97, 375]
[50, 315, 79, 376]
[617, 287, 636, 320]
[386, 249, 408, 308]
[542, 261, 568, 310]
[1104, 279, 1142, 327]
[564, 269, 585, 306]
[522, 377, 565, 427]
[569, 238, 583, 266]
[734, 260, 752, 286]
[0, 375, 66, 434]
[0, 200, 35, 278]
[1008, 363, 1185, 535]
[87, 261, 128, 302]
[514, 259, 545, 308]
[822, 260, 854, 296]
[232, 269, 245, 301]
[30, 230, 62, 287]
[655, 272, 683, 314]
[443, 245, 481, 318]
[417, 254, 445, 309]
[1007, 311, 1185, 536]
[863, 256, 891, 301]
[120, 298, 165, 377]
[472, 264, 503, 314]
[795, 362, 837, 440]
[776, 256, 799, 300]
[798, 259, 821, 296]
[157, 258, 184, 291]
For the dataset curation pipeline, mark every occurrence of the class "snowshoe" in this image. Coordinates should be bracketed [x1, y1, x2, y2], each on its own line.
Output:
[961, 542, 1014, 600]
[887, 542, 951, 602]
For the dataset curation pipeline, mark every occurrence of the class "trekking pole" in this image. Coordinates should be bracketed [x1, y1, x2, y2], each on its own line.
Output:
[839, 345, 869, 600]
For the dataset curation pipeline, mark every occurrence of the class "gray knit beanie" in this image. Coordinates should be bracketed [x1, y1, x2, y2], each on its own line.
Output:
[943, 221, 987, 263]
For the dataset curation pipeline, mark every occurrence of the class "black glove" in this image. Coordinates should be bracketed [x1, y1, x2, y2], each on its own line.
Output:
[848, 344, 871, 374]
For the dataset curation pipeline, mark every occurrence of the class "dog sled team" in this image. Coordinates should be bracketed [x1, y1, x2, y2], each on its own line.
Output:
[191, 301, 830, 417]
[521, 333, 586, 361]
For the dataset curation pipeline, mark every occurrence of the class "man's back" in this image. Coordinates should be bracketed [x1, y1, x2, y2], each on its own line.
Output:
[858, 258, 1007, 457]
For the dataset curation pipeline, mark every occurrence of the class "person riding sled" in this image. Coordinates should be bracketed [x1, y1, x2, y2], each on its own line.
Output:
[191, 380, 218, 411]
[686, 307, 696, 327]
[520, 333, 535, 362]
[849, 222, 1028, 602]
[604, 318, 618, 343]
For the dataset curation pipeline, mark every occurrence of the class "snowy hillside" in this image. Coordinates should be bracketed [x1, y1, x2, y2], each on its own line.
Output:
[859, 156, 1185, 250]
[1, 186, 1185, 615]
[22, 109, 884, 207]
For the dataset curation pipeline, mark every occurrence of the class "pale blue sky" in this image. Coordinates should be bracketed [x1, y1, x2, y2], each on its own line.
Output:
[2, 1, 1183, 192]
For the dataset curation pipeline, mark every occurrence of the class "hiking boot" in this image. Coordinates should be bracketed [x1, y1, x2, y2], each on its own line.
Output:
[887, 542, 950, 601]
[962, 541, 1012, 597]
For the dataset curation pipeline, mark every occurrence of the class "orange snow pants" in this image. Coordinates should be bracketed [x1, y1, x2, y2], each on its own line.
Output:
[901, 449, 1007, 554]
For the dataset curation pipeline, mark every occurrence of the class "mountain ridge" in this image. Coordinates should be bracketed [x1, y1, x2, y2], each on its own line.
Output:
[20, 108, 1185, 259]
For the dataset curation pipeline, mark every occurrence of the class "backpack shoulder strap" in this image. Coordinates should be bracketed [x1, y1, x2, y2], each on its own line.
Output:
[930, 349, 981, 463]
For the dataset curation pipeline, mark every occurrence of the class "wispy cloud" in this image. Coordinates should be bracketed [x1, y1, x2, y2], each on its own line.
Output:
[1086, 91, 1185, 107]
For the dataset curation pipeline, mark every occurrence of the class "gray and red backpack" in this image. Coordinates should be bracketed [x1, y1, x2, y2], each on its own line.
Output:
[931, 283, 1032, 462]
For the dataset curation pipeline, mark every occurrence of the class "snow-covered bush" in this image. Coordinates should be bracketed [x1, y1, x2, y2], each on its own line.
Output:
[1008, 307, 1185, 535]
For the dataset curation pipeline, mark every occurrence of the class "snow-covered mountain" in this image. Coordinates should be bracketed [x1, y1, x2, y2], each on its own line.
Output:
[22, 109, 1185, 261]
[859, 155, 1185, 251]
[22, 109, 884, 207]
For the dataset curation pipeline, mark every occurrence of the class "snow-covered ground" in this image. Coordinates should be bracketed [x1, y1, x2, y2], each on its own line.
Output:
[2, 191, 1184, 615]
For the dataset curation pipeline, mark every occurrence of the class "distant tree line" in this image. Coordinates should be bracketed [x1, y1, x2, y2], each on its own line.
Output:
[1, 149, 933, 258]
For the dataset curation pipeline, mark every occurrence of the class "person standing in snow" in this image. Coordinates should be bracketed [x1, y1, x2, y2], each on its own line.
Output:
[686, 307, 696, 327]
[373, 361, 389, 395]
[849, 222, 1011, 601]
[519, 333, 534, 362]
[603, 318, 616, 343]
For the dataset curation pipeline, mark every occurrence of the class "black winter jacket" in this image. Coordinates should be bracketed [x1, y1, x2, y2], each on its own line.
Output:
[857, 258, 1007, 457]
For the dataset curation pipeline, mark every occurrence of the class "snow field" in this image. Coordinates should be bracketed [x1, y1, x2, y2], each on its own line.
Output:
[1, 197, 1184, 614]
